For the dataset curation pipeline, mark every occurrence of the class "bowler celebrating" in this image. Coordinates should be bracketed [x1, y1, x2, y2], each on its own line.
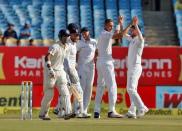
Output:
[94, 16, 124, 118]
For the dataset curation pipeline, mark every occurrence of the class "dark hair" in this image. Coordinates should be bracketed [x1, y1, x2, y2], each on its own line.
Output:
[130, 25, 141, 31]
[104, 19, 113, 25]
[67, 23, 79, 31]
[81, 27, 89, 33]
[58, 29, 70, 39]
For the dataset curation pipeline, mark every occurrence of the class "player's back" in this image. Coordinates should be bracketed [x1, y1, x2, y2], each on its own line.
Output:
[128, 36, 144, 69]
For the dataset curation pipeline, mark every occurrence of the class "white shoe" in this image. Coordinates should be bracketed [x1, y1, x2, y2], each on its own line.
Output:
[137, 108, 149, 118]
[76, 113, 91, 118]
[57, 110, 65, 118]
[84, 113, 92, 117]
[125, 112, 137, 119]
[108, 111, 124, 118]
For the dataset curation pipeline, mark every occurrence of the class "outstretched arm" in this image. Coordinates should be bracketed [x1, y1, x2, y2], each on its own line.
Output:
[112, 16, 123, 39]
[122, 21, 133, 37]
[133, 16, 144, 41]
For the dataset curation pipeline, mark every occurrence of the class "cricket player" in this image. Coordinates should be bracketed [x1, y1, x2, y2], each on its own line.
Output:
[39, 29, 72, 120]
[55, 23, 88, 118]
[77, 27, 97, 116]
[123, 17, 148, 119]
[94, 16, 124, 118]
[66, 24, 88, 118]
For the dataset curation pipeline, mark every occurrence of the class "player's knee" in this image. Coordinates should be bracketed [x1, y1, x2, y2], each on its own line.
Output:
[43, 91, 54, 102]
[76, 84, 83, 95]
[127, 88, 137, 95]
[62, 90, 71, 98]
[59, 85, 71, 97]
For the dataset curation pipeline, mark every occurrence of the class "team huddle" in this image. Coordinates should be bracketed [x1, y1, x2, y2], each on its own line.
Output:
[39, 16, 148, 120]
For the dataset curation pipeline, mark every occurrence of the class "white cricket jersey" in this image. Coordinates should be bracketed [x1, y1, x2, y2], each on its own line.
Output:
[77, 38, 97, 65]
[97, 30, 113, 60]
[48, 42, 69, 71]
[67, 38, 78, 67]
[126, 35, 144, 69]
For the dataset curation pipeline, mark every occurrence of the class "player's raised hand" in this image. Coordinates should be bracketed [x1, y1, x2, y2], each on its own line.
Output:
[118, 16, 123, 25]
[132, 16, 138, 25]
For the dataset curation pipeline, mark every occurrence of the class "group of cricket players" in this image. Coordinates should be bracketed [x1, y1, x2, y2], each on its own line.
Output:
[38, 16, 149, 120]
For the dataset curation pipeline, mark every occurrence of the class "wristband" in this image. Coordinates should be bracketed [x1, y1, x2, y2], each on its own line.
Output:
[116, 25, 120, 30]
[48, 67, 54, 71]
[46, 61, 51, 66]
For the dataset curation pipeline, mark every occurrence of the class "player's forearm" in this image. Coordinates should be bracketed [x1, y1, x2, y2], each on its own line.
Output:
[45, 53, 52, 69]
[112, 32, 123, 39]
[112, 16, 124, 40]
[135, 25, 144, 41]
[117, 16, 123, 32]
[122, 22, 132, 36]
[93, 49, 98, 62]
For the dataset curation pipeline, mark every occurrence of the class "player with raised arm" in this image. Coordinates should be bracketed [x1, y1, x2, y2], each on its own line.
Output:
[94, 16, 124, 118]
[123, 17, 149, 119]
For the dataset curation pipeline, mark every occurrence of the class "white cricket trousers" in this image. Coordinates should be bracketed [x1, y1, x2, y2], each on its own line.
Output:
[78, 63, 95, 113]
[127, 64, 147, 115]
[94, 59, 117, 113]
[39, 68, 72, 116]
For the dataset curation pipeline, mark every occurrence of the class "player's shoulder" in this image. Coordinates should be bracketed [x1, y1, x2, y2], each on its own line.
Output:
[90, 38, 97, 43]
[102, 30, 112, 35]
[100, 30, 112, 38]
[50, 42, 60, 49]
[90, 38, 97, 45]
[48, 43, 60, 53]
[77, 39, 84, 45]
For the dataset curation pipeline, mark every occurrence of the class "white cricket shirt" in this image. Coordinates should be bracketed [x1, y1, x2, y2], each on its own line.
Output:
[97, 30, 113, 60]
[77, 38, 97, 65]
[67, 38, 78, 67]
[48, 42, 69, 71]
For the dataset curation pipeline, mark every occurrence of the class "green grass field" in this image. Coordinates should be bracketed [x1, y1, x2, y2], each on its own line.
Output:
[0, 114, 182, 131]
[0, 85, 182, 131]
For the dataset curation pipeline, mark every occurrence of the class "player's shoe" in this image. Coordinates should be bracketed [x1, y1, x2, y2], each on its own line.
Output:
[137, 107, 149, 118]
[94, 112, 100, 119]
[39, 115, 51, 120]
[64, 113, 73, 120]
[76, 113, 91, 118]
[124, 112, 137, 119]
[84, 113, 92, 117]
[69, 113, 76, 118]
[108, 111, 124, 118]
[57, 110, 65, 118]
[53, 108, 59, 115]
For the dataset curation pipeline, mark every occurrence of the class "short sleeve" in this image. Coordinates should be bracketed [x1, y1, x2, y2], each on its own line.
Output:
[137, 38, 145, 48]
[93, 39, 97, 49]
[48, 45, 58, 56]
[76, 41, 82, 52]
[105, 31, 113, 39]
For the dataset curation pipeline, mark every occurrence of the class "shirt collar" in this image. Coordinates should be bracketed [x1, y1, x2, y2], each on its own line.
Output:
[81, 37, 91, 43]
[58, 41, 67, 49]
